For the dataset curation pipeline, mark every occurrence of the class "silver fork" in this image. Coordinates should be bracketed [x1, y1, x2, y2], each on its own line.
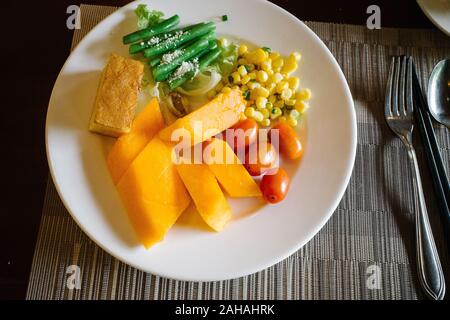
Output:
[385, 56, 446, 300]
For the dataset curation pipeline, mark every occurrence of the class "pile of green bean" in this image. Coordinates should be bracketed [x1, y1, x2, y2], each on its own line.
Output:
[123, 15, 222, 90]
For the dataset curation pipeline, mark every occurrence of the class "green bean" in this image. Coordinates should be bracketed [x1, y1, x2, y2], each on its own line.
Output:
[168, 47, 221, 90]
[123, 15, 180, 45]
[152, 35, 212, 82]
[143, 22, 215, 58]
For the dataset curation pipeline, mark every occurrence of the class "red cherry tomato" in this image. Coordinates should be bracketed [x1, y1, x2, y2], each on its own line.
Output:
[226, 119, 258, 152]
[244, 141, 278, 176]
[260, 168, 291, 204]
[270, 123, 303, 160]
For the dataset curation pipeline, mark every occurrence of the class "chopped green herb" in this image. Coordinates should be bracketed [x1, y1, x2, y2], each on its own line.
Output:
[135, 4, 164, 30]
[221, 15, 229, 22]
[262, 46, 272, 53]
[243, 90, 251, 100]
[250, 79, 257, 82]
[244, 65, 251, 72]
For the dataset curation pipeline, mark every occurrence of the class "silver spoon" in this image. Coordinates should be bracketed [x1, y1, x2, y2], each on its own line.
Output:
[428, 59, 450, 130]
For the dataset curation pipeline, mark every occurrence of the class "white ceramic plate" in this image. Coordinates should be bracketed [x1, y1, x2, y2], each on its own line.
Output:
[46, 0, 356, 281]
[417, 0, 450, 36]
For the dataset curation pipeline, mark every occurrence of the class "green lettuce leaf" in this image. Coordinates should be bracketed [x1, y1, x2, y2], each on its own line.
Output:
[135, 4, 164, 30]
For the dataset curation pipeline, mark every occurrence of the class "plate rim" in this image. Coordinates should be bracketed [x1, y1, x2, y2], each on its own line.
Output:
[417, 0, 450, 36]
[45, 0, 357, 281]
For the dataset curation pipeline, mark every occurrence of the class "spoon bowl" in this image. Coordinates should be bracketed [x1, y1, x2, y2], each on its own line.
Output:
[428, 59, 450, 129]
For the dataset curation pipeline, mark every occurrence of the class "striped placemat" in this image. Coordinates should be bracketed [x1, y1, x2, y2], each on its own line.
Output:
[27, 4, 450, 300]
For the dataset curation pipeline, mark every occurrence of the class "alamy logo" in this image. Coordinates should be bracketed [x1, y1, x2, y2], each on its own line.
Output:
[66, 5, 81, 30]
[366, 264, 382, 290]
[366, 5, 381, 30]
[66, 265, 81, 289]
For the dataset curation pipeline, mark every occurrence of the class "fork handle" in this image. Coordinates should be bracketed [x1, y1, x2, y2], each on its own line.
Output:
[407, 146, 446, 300]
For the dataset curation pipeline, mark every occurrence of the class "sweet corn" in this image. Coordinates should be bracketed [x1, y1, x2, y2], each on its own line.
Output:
[260, 109, 270, 119]
[282, 55, 298, 74]
[289, 109, 300, 119]
[238, 65, 248, 77]
[245, 106, 256, 118]
[270, 107, 282, 120]
[296, 88, 312, 101]
[266, 69, 274, 77]
[231, 85, 240, 90]
[238, 44, 248, 56]
[265, 102, 273, 110]
[231, 72, 241, 84]
[276, 81, 289, 94]
[248, 72, 257, 80]
[252, 110, 264, 122]
[246, 48, 268, 65]
[272, 57, 284, 70]
[241, 75, 251, 85]
[221, 86, 232, 94]
[240, 113, 248, 121]
[269, 52, 281, 60]
[294, 100, 309, 113]
[266, 82, 276, 93]
[274, 100, 285, 109]
[241, 84, 249, 92]
[238, 58, 248, 65]
[261, 119, 271, 127]
[256, 70, 269, 83]
[247, 81, 260, 90]
[261, 60, 272, 72]
[285, 99, 296, 107]
[271, 73, 283, 84]
[268, 94, 277, 104]
[280, 88, 293, 100]
[292, 51, 302, 61]
[288, 117, 298, 127]
[256, 97, 268, 109]
[288, 77, 300, 90]
[255, 86, 270, 98]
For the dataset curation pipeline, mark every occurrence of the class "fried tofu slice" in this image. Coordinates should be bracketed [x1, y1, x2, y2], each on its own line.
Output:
[89, 53, 144, 137]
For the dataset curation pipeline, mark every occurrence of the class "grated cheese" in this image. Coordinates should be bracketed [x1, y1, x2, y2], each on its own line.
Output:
[161, 49, 184, 64]
[168, 58, 199, 83]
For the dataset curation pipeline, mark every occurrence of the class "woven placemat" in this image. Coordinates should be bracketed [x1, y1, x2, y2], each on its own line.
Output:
[27, 4, 450, 300]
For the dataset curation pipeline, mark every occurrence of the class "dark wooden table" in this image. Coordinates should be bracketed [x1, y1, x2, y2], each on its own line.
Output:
[0, 0, 435, 299]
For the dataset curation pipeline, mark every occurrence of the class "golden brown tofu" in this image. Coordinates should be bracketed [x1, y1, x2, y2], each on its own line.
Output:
[89, 53, 144, 137]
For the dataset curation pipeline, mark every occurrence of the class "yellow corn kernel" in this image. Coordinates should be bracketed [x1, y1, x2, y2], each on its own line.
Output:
[296, 88, 312, 101]
[292, 51, 302, 61]
[279, 116, 287, 124]
[271, 72, 283, 84]
[256, 70, 269, 83]
[288, 77, 300, 90]
[238, 65, 248, 77]
[255, 86, 270, 98]
[248, 72, 257, 80]
[280, 88, 293, 100]
[276, 81, 289, 94]
[288, 117, 298, 127]
[268, 94, 277, 104]
[256, 97, 268, 109]
[247, 81, 260, 90]
[274, 100, 285, 109]
[207, 89, 216, 99]
[252, 110, 264, 122]
[261, 60, 272, 72]
[221, 86, 232, 94]
[238, 58, 248, 65]
[266, 102, 273, 110]
[281, 55, 298, 74]
[252, 48, 269, 64]
[285, 99, 296, 107]
[241, 84, 249, 92]
[231, 72, 241, 84]
[266, 82, 276, 93]
[261, 119, 271, 127]
[238, 44, 248, 56]
[245, 106, 256, 118]
[266, 69, 274, 77]
[289, 109, 300, 119]
[269, 52, 281, 60]
[241, 74, 251, 85]
[272, 57, 284, 69]
[240, 112, 248, 121]
[270, 107, 282, 120]
[294, 100, 309, 113]
[231, 85, 240, 90]
[260, 108, 270, 119]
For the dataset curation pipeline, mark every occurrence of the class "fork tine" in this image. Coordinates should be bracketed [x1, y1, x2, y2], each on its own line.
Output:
[399, 56, 407, 116]
[385, 57, 395, 117]
[406, 57, 414, 114]
[392, 56, 401, 116]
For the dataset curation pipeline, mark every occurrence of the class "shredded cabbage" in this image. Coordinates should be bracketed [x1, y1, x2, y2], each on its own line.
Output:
[135, 4, 164, 30]
[176, 69, 222, 96]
